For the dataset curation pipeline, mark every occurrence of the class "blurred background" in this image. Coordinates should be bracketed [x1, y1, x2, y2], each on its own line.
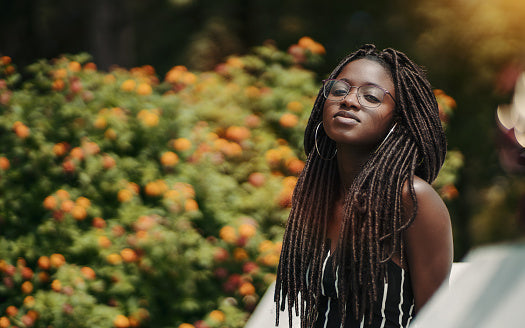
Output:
[1, 0, 524, 327]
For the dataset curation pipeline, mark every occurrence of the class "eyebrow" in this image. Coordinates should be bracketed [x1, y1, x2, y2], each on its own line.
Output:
[339, 78, 388, 90]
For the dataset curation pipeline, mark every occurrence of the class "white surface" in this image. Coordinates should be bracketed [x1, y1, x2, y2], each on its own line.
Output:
[413, 245, 525, 328]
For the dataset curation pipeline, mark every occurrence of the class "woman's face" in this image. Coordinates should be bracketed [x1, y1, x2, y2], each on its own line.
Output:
[322, 58, 396, 152]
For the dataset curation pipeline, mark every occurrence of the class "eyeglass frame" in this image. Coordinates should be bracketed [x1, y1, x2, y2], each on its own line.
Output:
[321, 79, 397, 108]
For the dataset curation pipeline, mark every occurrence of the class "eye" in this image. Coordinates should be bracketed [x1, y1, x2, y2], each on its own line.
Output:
[331, 81, 349, 96]
[363, 94, 381, 103]
[360, 86, 384, 104]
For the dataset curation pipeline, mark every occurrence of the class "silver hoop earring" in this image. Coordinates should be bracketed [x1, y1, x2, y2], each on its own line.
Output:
[315, 122, 337, 160]
[374, 123, 397, 153]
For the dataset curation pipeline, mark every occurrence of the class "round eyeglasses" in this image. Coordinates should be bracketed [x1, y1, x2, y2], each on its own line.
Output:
[322, 79, 396, 108]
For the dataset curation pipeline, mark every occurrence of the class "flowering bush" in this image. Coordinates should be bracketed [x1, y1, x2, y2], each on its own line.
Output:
[0, 38, 461, 328]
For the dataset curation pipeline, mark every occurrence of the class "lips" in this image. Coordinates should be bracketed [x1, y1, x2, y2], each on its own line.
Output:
[333, 111, 360, 122]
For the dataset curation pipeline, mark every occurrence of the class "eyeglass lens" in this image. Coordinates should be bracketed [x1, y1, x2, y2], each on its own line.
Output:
[324, 80, 385, 108]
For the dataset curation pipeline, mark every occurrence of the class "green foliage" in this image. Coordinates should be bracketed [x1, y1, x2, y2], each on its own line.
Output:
[0, 41, 462, 328]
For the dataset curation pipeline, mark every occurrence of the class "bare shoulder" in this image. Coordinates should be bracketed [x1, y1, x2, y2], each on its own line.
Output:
[402, 176, 451, 229]
[402, 176, 453, 312]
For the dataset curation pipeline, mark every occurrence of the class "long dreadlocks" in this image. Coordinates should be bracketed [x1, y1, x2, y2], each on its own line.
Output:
[274, 44, 447, 327]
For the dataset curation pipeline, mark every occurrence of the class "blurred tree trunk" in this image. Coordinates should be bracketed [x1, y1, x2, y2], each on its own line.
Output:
[89, 0, 136, 70]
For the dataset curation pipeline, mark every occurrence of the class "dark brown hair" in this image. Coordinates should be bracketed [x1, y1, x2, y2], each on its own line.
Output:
[274, 44, 447, 327]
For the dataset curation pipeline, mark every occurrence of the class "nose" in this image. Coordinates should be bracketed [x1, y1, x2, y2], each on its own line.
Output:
[341, 86, 360, 108]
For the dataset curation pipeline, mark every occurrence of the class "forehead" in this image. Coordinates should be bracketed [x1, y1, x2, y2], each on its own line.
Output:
[336, 58, 394, 92]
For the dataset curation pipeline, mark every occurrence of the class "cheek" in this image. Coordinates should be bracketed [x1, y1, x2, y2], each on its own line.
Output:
[373, 111, 395, 128]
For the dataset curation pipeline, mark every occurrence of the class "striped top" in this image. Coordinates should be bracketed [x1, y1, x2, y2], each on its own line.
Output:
[313, 250, 415, 328]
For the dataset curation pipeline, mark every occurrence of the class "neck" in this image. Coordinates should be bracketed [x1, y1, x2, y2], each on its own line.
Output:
[335, 144, 371, 192]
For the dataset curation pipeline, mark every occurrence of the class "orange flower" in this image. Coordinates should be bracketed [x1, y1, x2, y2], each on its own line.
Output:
[51, 279, 62, 292]
[238, 223, 256, 239]
[261, 253, 279, 266]
[282, 176, 298, 189]
[182, 72, 197, 84]
[92, 217, 107, 228]
[160, 151, 179, 167]
[441, 184, 459, 200]
[265, 149, 281, 167]
[70, 147, 84, 160]
[279, 113, 299, 128]
[26, 309, 39, 321]
[21, 267, 33, 280]
[225, 126, 251, 142]
[102, 154, 116, 169]
[258, 240, 274, 253]
[120, 248, 137, 262]
[84, 62, 97, 71]
[106, 253, 122, 265]
[0, 317, 9, 328]
[286, 101, 304, 112]
[68, 61, 81, 72]
[144, 180, 168, 197]
[50, 253, 66, 268]
[248, 172, 266, 187]
[43, 195, 57, 210]
[1, 56, 11, 65]
[62, 159, 75, 173]
[233, 248, 249, 261]
[113, 314, 130, 328]
[118, 189, 134, 202]
[93, 116, 107, 129]
[98, 236, 112, 248]
[5, 306, 18, 317]
[75, 197, 91, 208]
[127, 182, 140, 194]
[23, 296, 35, 307]
[121, 79, 136, 92]
[53, 68, 68, 79]
[244, 114, 261, 128]
[128, 316, 140, 328]
[137, 109, 159, 127]
[298, 36, 326, 54]
[80, 266, 96, 280]
[60, 199, 75, 213]
[52, 79, 65, 91]
[105, 128, 117, 140]
[239, 282, 256, 296]
[221, 142, 242, 157]
[37, 256, 51, 270]
[136, 83, 152, 95]
[13, 121, 30, 138]
[0, 316, 9, 328]
[184, 199, 199, 212]
[0, 157, 10, 170]
[244, 86, 260, 98]
[134, 215, 157, 231]
[21, 281, 33, 294]
[71, 205, 87, 220]
[165, 65, 187, 83]
[178, 324, 195, 328]
[82, 140, 100, 155]
[38, 272, 50, 283]
[226, 56, 244, 68]
[286, 158, 305, 175]
[53, 142, 69, 156]
[298, 36, 315, 49]
[172, 138, 192, 151]
[219, 226, 237, 244]
[56, 189, 70, 200]
[208, 310, 225, 323]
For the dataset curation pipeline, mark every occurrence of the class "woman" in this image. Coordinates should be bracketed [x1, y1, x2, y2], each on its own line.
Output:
[274, 44, 453, 328]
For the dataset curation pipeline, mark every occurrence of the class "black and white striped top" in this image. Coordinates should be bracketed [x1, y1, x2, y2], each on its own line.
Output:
[313, 250, 415, 328]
